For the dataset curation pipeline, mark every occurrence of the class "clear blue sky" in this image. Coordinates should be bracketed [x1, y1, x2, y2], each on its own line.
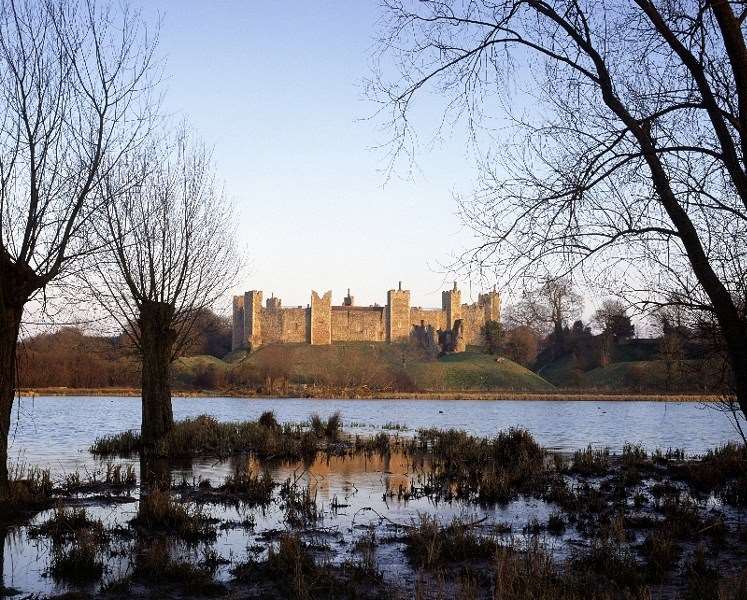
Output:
[135, 0, 486, 311]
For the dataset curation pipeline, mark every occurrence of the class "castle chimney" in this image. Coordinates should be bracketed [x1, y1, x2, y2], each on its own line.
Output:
[398, 281, 402, 291]
[453, 281, 458, 291]
[343, 288, 354, 306]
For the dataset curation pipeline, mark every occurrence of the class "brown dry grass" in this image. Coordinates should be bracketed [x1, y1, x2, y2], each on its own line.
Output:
[20, 386, 720, 402]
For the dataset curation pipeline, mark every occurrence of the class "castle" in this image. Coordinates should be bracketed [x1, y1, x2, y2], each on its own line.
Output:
[231, 282, 501, 352]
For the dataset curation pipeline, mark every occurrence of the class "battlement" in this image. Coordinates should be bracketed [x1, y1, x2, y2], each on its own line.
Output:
[231, 283, 501, 352]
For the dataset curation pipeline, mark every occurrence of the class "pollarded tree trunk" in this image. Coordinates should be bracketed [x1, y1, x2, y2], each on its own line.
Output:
[0, 301, 23, 498]
[138, 300, 177, 449]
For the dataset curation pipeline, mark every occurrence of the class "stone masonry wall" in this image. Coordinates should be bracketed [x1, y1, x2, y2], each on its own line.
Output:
[232, 285, 501, 352]
[231, 296, 245, 351]
[260, 309, 283, 344]
[461, 303, 485, 346]
[310, 290, 332, 345]
[409, 307, 446, 332]
[442, 286, 462, 330]
[331, 306, 386, 342]
[243, 291, 263, 349]
[386, 288, 411, 342]
[282, 307, 309, 343]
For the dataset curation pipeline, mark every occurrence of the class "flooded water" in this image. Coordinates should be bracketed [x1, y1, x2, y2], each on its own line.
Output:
[8, 396, 740, 473]
[2, 396, 742, 597]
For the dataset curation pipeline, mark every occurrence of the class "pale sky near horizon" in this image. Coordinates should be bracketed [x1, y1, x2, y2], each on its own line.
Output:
[133, 0, 491, 312]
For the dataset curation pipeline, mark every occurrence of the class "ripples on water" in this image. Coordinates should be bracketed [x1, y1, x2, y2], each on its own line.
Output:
[8, 396, 739, 473]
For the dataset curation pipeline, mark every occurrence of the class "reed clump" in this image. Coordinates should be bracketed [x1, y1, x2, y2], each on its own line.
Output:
[60, 463, 136, 494]
[405, 514, 497, 568]
[49, 530, 105, 584]
[408, 427, 549, 504]
[570, 445, 610, 476]
[133, 540, 226, 596]
[221, 467, 275, 506]
[233, 532, 385, 599]
[671, 442, 747, 504]
[309, 411, 342, 441]
[0, 465, 54, 522]
[131, 487, 217, 541]
[31, 506, 105, 545]
[92, 414, 324, 460]
[279, 477, 320, 528]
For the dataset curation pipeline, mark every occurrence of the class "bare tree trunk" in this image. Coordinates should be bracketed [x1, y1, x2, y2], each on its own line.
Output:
[138, 301, 176, 449]
[723, 326, 747, 419]
[0, 302, 22, 498]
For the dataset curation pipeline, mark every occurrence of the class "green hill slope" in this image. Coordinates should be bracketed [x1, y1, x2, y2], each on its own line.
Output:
[197, 343, 555, 393]
[407, 351, 555, 391]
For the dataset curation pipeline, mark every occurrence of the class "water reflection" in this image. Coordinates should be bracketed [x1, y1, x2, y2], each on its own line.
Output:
[1, 445, 556, 596]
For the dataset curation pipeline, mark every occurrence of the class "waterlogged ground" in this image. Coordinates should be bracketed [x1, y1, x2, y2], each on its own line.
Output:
[1, 396, 745, 598]
[3, 449, 557, 596]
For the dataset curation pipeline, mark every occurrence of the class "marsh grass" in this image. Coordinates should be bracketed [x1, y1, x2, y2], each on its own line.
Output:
[570, 445, 610, 476]
[279, 477, 320, 527]
[309, 412, 342, 440]
[131, 487, 217, 541]
[0, 464, 53, 522]
[133, 540, 226, 596]
[354, 431, 392, 454]
[49, 529, 105, 584]
[60, 463, 136, 494]
[233, 532, 385, 599]
[642, 528, 681, 581]
[30, 506, 105, 545]
[670, 442, 747, 505]
[91, 414, 325, 460]
[408, 428, 549, 504]
[405, 514, 497, 568]
[221, 467, 275, 505]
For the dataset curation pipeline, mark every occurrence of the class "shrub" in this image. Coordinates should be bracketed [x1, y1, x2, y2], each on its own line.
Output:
[570, 445, 610, 476]
[131, 487, 216, 541]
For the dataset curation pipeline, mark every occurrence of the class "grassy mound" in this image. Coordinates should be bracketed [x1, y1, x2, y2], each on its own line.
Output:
[407, 351, 554, 391]
[172, 355, 230, 388]
[227, 343, 554, 393]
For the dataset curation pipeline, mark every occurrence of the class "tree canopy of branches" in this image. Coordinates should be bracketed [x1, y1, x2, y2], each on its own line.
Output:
[0, 0, 157, 496]
[505, 278, 582, 358]
[593, 299, 635, 340]
[374, 0, 747, 418]
[91, 127, 239, 447]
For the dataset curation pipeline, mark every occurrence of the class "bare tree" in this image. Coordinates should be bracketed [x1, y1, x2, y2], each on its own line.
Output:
[374, 0, 747, 417]
[90, 126, 239, 448]
[505, 278, 582, 356]
[0, 0, 157, 496]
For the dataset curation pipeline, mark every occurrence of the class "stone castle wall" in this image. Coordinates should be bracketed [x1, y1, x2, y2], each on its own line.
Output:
[231, 284, 501, 352]
[331, 306, 386, 342]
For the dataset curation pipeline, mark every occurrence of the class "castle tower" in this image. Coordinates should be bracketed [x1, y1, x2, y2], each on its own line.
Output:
[243, 290, 263, 349]
[478, 288, 502, 323]
[386, 281, 411, 342]
[310, 290, 332, 345]
[231, 295, 245, 351]
[343, 288, 354, 306]
[266, 293, 282, 310]
[442, 281, 462, 330]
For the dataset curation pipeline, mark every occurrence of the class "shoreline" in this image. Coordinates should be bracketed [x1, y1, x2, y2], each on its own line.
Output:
[18, 387, 723, 403]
